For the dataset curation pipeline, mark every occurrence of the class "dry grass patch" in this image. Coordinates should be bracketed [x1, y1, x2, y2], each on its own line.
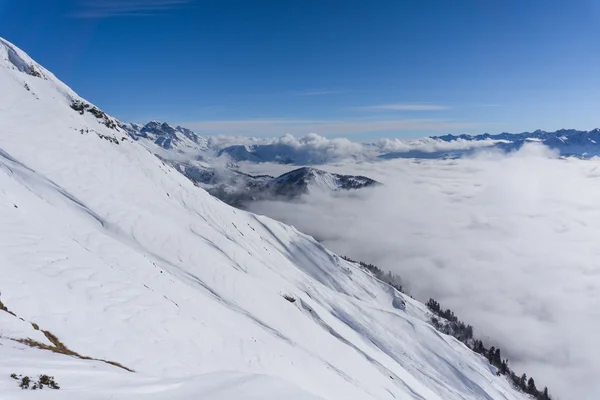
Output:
[14, 334, 134, 373]
[0, 299, 17, 317]
[1, 294, 133, 373]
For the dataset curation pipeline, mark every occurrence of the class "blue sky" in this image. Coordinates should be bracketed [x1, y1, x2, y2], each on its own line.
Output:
[1, 0, 600, 138]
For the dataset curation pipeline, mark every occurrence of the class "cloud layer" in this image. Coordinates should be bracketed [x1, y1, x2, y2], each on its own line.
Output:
[246, 144, 600, 400]
[208, 133, 505, 165]
[181, 118, 474, 137]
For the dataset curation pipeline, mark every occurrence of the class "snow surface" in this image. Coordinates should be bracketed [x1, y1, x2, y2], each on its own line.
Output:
[0, 37, 528, 399]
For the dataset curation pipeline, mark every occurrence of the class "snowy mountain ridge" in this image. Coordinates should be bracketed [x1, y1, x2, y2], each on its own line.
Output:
[430, 129, 600, 158]
[434, 128, 600, 143]
[118, 116, 600, 165]
[122, 120, 209, 151]
[0, 37, 60, 84]
[271, 166, 378, 194]
[119, 117, 600, 166]
[0, 37, 531, 399]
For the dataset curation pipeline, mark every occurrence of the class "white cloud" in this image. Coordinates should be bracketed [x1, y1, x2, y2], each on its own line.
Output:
[206, 133, 502, 165]
[358, 103, 450, 111]
[71, 0, 191, 18]
[180, 118, 473, 136]
[207, 133, 368, 165]
[245, 143, 600, 400]
[374, 136, 506, 153]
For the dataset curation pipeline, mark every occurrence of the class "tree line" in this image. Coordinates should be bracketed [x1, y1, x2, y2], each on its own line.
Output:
[341, 256, 552, 400]
[426, 298, 551, 399]
[340, 256, 403, 294]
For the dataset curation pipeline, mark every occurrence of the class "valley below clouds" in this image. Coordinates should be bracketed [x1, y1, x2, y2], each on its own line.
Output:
[244, 143, 600, 399]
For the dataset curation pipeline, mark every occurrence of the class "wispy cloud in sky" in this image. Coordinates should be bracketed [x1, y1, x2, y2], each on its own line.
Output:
[292, 90, 347, 96]
[359, 103, 449, 111]
[178, 118, 474, 136]
[70, 0, 192, 18]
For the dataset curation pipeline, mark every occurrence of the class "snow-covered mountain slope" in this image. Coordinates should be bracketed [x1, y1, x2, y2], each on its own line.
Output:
[270, 166, 378, 195]
[0, 37, 529, 399]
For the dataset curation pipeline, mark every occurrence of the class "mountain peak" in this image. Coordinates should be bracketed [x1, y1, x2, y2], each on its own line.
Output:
[0, 37, 45, 79]
[121, 119, 208, 151]
[0, 37, 81, 105]
[272, 166, 378, 194]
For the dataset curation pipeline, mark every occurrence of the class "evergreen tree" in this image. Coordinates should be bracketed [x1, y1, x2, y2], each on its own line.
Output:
[527, 377, 537, 394]
[493, 348, 501, 367]
[519, 373, 527, 391]
[541, 386, 550, 400]
[500, 359, 508, 375]
[487, 346, 495, 363]
[465, 324, 473, 339]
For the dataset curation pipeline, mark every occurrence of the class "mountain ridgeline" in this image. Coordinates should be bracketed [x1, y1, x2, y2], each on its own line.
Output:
[121, 121, 209, 151]
[431, 129, 600, 158]
[121, 118, 600, 163]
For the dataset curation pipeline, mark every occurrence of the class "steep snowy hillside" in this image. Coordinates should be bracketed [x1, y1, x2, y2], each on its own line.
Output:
[0, 37, 529, 399]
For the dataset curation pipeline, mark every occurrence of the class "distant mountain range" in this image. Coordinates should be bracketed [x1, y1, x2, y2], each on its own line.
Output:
[122, 121, 380, 201]
[122, 120, 600, 164]
[120, 122, 600, 202]
[428, 129, 600, 159]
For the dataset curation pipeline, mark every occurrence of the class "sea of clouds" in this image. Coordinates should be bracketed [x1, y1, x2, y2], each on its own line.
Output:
[207, 132, 504, 161]
[245, 143, 600, 400]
